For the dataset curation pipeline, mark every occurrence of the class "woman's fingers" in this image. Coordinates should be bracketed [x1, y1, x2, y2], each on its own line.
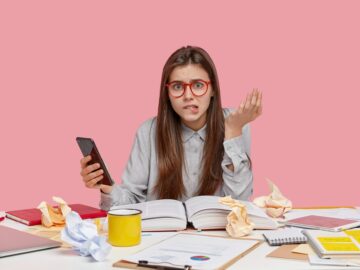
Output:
[250, 89, 261, 113]
[85, 175, 104, 188]
[244, 92, 251, 110]
[259, 92, 263, 113]
[235, 89, 262, 120]
[256, 90, 262, 107]
[80, 155, 92, 169]
[238, 100, 245, 113]
[251, 89, 258, 106]
[81, 163, 100, 177]
[83, 168, 104, 183]
[255, 91, 262, 115]
[243, 89, 258, 112]
[80, 155, 105, 189]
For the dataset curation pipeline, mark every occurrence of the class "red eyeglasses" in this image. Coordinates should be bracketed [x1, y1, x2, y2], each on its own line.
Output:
[166, 80, 211, 98]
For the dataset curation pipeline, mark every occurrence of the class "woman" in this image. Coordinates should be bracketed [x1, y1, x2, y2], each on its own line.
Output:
[80, 46, 262, 210]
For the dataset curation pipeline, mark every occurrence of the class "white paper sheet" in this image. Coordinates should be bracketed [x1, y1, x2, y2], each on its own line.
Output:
[308, 254, 360, 267]
[122, 233, 259, 270]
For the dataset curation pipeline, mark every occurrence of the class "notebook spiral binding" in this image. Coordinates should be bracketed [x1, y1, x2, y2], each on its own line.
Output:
[271, 236, 306, 246]
[263, 228, 308, 246]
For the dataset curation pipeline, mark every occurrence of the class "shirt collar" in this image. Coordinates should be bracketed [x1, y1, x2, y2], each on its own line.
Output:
[181, 123, 207, 142]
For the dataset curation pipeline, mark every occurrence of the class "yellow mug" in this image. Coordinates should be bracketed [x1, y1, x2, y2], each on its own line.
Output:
[107, 209, 142, 247]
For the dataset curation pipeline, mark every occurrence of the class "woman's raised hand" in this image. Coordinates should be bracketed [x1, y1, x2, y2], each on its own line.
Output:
[225, 88, 262, 140]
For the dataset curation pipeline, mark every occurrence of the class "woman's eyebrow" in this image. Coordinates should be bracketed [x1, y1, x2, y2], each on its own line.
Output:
[168, 79, 182, 83]
[169, 78, 206, 82]
[190, 78, 206, 82]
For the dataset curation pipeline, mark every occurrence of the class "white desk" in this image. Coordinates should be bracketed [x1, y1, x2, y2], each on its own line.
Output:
[1, 217, 360, 270]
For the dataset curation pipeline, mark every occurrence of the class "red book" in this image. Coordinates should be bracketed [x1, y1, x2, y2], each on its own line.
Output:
[6, 204, 107, 226]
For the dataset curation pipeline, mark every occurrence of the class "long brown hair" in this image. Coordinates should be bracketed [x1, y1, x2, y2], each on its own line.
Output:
[154, 46, 225, 199]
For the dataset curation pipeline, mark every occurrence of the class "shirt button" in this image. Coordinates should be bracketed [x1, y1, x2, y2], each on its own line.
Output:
[193, 172, 198, 176]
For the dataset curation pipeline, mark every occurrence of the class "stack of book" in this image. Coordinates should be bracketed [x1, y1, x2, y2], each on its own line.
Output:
[303, 229, 360, 266]
[282, 213, 360, 266]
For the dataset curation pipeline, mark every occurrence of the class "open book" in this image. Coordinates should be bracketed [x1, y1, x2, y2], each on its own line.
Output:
[112, 195, 278, 231]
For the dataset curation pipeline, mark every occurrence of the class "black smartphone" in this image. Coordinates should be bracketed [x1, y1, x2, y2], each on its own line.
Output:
[76, 137, 114, 186]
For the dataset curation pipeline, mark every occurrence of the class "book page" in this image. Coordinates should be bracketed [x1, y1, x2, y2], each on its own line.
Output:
[112, 199, 186, 221]
[184, 196, 270, 219]
[185, 196, 278, 230]
[184, 196, 230, 220]
[141, 218, 187, 231]
[240, 201, 270, 218]
[122, 233, 259, 270]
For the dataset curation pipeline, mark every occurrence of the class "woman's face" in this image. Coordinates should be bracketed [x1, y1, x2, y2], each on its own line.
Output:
[167, 64, 213, 131]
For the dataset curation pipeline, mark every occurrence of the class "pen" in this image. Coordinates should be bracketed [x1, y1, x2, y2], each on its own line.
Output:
[138, 260, 192, 270]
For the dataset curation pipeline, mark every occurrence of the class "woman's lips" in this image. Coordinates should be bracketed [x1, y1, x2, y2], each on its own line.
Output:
[183, 105, 199, 113]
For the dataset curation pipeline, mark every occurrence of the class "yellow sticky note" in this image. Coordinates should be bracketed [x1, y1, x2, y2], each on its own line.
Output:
[321, 242, 360, 252]
[318, 237, 352, 243]
[345, 230, 360, 244]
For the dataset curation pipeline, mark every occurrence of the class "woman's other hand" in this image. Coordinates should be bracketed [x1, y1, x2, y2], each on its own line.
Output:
[80, 155, 113, 194]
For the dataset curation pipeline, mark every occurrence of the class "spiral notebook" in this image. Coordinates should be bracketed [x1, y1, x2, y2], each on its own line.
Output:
[263, 228, 307, 246]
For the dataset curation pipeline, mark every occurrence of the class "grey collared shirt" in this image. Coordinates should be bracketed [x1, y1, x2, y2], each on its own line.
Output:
[100, 108, 253, 210]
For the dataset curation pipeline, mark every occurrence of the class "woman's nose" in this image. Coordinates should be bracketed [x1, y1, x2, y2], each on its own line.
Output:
[183, 85, 194, 99]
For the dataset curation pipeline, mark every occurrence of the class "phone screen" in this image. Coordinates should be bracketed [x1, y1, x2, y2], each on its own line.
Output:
[76, 137, 114, 186]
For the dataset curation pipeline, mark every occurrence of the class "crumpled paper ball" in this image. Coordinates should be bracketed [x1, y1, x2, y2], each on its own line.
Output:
[37, 196, 72, 227]
[219, 196, 254, 237]
[61, 211, 111, 261]
[253, 178, 292, 218]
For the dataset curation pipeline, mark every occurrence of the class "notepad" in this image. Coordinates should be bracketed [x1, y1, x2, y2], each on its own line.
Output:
[263, 228, 307, 246]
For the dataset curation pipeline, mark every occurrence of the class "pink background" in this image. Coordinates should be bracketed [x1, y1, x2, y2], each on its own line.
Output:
[1, 1, 359, 211]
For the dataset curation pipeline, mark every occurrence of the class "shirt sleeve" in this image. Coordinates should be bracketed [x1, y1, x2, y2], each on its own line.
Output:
[99, 119, 153, 210]
[221, 123, 253, 201]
